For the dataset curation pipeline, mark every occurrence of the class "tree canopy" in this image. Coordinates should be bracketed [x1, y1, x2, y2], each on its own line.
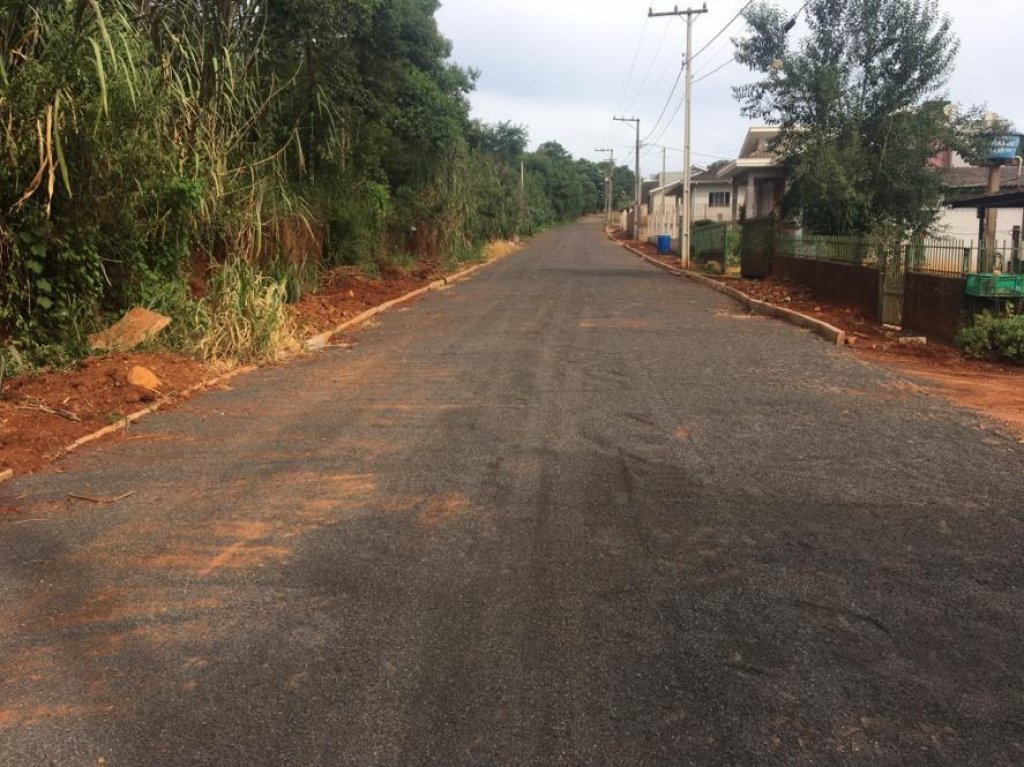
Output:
[733, 0, 1002, 236]
[0, 0, 609, 367]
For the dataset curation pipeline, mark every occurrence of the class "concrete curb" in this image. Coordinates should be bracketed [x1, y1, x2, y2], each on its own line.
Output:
[0, 245, 521, 486]
[610, 233, 846, 347]
[304, 250, 513, 351]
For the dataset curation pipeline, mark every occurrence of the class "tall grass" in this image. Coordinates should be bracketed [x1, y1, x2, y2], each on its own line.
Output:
[197, 261, 296, 365]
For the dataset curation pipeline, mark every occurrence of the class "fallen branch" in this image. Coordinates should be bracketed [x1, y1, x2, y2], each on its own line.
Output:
[67, 491, 135, 505]
[17, 402, 82, 423]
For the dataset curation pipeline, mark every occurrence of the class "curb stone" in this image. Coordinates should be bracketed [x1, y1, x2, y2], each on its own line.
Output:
[608, 231, 846, 347]
[304, 250, 514, 350]
[0, 244, 523, 484]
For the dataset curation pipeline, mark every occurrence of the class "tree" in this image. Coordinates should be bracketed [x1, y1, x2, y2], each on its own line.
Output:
[733, 0, 971, 235]
[705, 159, 731, 175]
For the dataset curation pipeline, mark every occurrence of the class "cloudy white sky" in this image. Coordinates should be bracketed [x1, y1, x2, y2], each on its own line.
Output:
[436, 0, 1024, 178]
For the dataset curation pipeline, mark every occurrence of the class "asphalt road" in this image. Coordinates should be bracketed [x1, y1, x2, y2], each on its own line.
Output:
[2, 220, 1023, 766]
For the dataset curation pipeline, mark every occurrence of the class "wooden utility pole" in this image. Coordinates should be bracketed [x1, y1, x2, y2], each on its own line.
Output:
[595, 148, 615, 226]
[614, 116, 642, 241]
[650, 3, 708, 268]
[984, 164, 1002, 270]
[520, 160, 527, 237]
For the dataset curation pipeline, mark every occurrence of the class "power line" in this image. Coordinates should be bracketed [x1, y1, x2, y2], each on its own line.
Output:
[613, 17, 650, 116]
[691, 0, 757, 61]
[624, 21, 674, 115]
[641, 64, 683, 143]
[693, 57, 736, 84]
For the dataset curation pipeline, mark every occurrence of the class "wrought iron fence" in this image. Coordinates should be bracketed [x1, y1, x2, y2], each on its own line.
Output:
[775, 233, 1023, 277]
[775, 234, 886, 266]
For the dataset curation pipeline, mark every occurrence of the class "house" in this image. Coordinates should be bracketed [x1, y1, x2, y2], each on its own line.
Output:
[934, 165, 1024, 246]
[643, 167, 743, 243]
[715, 127, 787, 221]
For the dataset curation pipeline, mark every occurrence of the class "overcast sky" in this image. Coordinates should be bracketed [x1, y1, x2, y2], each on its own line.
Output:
[436, 0, 1024, 178]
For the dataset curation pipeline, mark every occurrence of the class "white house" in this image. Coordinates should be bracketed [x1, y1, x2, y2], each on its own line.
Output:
[716, 127, 788, 221]
[643, 168, 743, 243]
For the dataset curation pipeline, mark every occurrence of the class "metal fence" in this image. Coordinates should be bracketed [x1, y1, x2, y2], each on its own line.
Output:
[775, 234, 888, 266]
[775, 233, 1023, 277]
[691, 223, 728, 263]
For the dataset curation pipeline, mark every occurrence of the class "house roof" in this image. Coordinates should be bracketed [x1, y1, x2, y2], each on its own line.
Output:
[640, 180, 659, 205]
[948, 189, 1024, 209]
[690, 169, 728, 184]
[942, 165, 1024, 193]
[716, 157, 783, 180]
[738, 127, 782, 159]
[649, 171, 731, 197]
[714, 127, 786, 180]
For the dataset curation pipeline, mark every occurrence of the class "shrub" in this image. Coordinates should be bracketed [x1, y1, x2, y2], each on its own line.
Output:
[957, 310, 1024, 364]
[196, 262, 296, 366]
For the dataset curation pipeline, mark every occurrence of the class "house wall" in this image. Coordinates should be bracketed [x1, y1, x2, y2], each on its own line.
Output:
[903, 273, 967, 344]
[772, 255, 881, 320]
[933, 207, 1023, 247]
[693, 182, 735, 222]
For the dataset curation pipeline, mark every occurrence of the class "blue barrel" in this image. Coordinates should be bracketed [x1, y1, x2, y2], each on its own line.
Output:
[657, 234, 672, 255]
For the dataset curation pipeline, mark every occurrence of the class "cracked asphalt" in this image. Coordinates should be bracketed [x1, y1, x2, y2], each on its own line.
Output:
[1, 219, 1023, 765]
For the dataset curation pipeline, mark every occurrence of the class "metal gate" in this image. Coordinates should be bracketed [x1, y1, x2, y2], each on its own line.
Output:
[878, 245, 907, 326]
[740, 217, 775, 278]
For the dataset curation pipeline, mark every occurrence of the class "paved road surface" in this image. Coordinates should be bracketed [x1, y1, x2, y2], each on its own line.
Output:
[2, 221, 1023, 765]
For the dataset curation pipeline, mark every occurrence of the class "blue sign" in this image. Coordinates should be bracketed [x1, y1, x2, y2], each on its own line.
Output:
[988, 134, 1023, 162]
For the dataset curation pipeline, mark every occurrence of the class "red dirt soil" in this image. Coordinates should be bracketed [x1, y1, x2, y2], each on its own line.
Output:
[291, 266, 436, 336]
[1, 354, 207, 475]
[2, 244, 521, 479]
[612, 229, 1024, 436]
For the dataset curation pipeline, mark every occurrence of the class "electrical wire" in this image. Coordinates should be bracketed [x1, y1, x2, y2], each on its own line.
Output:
[613, 17, 651, 116]
[693, 57, 737, 85]
[640, 0, 752, 143]
[691, 0, 757, 61]
[623, 22, 674, 115]
[641, 65, 683, 143]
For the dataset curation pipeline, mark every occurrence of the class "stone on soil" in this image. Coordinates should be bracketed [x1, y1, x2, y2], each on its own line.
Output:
[127, 365, 162, 391]
[89, 308, 171, 351]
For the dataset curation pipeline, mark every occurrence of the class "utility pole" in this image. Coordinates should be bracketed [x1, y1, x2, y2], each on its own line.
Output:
[662, 147, 667, 187]
[595, 148, 615, 227]
[650, 3, 708, 268]
[614, 116, 642, 241]
[520, 160, 527, 239]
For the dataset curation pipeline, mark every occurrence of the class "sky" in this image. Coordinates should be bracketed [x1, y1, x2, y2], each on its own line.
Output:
[435, 0, 1024, 178]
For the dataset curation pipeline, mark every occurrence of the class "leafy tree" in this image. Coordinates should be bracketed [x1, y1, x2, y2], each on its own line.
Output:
[611, 166, 636, 210]
[734, 0, 983, 235]
[705, 159, 731, 175]
[0, 0, 604, 367]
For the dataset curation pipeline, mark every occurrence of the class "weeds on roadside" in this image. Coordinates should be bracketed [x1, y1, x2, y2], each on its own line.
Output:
[957, 308, 1024, 364]
[196, 262, 296, 366]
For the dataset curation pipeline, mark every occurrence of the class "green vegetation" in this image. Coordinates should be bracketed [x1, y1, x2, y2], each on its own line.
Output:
[0, 0, 631, 371]
[957, 310, 1024, 364]
[734, 0, 1003, 237]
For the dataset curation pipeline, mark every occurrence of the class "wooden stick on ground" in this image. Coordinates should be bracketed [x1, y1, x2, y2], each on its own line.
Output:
[67, 491, 135, 505]
[17, 402, 82, 423]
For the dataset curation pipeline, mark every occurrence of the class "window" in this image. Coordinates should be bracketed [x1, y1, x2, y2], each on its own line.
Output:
[709, 191, 731, 208]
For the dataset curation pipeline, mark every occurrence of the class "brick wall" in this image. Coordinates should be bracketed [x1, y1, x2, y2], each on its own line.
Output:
[772, 255, 880, 320]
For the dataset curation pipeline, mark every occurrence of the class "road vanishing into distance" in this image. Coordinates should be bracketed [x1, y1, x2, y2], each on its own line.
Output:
[2, 220, 1023, 765]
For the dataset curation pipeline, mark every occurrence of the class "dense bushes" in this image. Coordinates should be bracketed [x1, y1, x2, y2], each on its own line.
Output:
[957, 310, 1024, 364]
[1, 0, 631, 371]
